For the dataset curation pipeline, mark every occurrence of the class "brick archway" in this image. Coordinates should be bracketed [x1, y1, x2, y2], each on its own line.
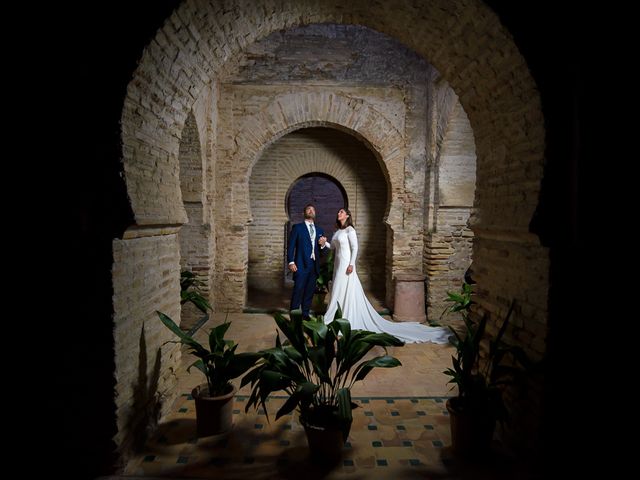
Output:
[121, 0, 543, 233]
[234, 91, 404, 229]
[218, 92, 403, 311]
[247, 124, 389, 305]
[115, 0, 548, 457]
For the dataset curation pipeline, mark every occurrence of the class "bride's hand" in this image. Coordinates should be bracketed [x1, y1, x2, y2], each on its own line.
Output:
[346, 265, 353, 275]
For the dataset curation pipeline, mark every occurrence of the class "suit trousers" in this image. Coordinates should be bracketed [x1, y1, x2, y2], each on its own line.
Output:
[290, 266, 317, 318]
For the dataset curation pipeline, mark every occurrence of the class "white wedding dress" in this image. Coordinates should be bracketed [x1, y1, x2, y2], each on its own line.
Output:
[323, 226, 451, 344]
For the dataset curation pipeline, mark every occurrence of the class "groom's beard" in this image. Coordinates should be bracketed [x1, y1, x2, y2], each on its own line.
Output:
[304, 213, 315, 220]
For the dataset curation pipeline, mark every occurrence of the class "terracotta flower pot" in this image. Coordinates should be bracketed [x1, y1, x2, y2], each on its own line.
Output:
[192, 383, 236, 437]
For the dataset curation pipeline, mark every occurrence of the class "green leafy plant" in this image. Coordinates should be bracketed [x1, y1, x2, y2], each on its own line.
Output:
[442, 283, 533, 424]
[157, 312, 260, 397]
[441, 282, 473, 318]
[242, 307, 404, 440]
[180, 270, 212, 315]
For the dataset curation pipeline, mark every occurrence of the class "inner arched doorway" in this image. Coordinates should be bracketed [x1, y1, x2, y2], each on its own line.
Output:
[247, 127, 389, 309]
[285, 173, 347, 289]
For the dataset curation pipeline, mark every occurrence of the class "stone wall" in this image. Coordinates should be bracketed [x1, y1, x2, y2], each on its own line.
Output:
[223, 23, 431, 86]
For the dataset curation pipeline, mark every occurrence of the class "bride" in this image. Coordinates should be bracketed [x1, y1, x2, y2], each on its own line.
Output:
[322, 208, 451, 344]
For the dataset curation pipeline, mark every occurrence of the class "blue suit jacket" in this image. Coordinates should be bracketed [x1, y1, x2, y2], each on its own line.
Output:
[288, 222, 325, 273]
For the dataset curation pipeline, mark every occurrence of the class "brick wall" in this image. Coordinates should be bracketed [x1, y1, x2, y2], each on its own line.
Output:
[425, 96, 476, 322]
[112, 232, 181, 461]
[178, 112, 210, 330]
[438, 102, 477, 208]
[425, 208, 474, 322]
[200, 83, 219, 317]
[179, 112, 204, 203]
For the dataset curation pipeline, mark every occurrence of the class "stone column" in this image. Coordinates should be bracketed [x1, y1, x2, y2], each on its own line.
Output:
[393, 272, 427, 323]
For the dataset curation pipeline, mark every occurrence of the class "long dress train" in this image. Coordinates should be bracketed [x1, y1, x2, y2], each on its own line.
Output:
[323, 226, 451, 344]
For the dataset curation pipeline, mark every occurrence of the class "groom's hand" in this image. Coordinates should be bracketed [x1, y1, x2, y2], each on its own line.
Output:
[289, 263, 298, 273]
[319, 236, 327, 246]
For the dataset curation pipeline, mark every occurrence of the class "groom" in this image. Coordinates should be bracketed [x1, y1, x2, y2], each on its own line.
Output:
[288, 204, 327, 319]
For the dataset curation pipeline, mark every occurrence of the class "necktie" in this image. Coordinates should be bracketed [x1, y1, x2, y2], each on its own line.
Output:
[308, 223, 315, 259]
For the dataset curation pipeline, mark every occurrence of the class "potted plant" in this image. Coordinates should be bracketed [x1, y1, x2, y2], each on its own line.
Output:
[242, 307, 404, 463]
[179, 270, 212, 331]
[180, 270, 212, 314]
[441, 283, 534, 458]
[312, 250, 333, 314]
[157, 312, 260, 436]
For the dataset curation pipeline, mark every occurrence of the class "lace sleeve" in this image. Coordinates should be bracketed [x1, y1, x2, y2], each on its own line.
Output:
[347, 227, 358, 266]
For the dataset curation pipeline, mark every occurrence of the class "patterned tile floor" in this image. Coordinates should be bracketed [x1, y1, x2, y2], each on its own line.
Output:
[124, 395, 454, 479]
[122, 313, 537, 479]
